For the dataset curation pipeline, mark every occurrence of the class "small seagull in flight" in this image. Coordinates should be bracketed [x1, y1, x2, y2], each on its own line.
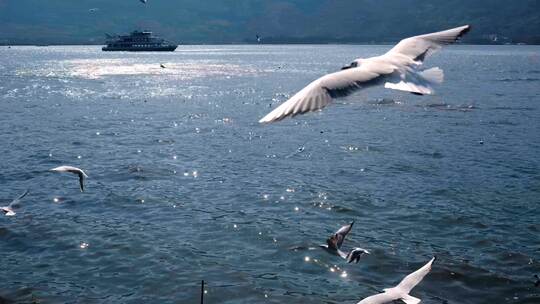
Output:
[1, 190, 29, 217]
[88, 8, 99, 13]
[160, 63, 166, 68]
[259, 25, 471, 123]
[51, 166, 88, 192]
[320, 221, 370, 263]
[140, 0, 147, 4]
[357, 257, 436, 304]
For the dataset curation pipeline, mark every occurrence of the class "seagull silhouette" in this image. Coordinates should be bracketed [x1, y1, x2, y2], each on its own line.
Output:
[1, 190, 29, 216]
[357, 257, 436, 304]
[320, 221, 370, 263]
[51, 166, 88, 192]
[259, 25, 471, 123]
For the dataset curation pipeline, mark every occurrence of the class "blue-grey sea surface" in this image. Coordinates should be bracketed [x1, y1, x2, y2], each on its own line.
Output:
[0, 45, 539, 304]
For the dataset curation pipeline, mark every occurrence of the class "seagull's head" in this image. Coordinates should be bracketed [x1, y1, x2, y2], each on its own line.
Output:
[341, 59, 362, 70]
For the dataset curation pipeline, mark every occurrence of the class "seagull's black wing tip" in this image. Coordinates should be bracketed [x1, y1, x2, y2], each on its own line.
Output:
[458, 25, 472, 40]
[20, 189, 30, 198]
[78, 172, 85, 192]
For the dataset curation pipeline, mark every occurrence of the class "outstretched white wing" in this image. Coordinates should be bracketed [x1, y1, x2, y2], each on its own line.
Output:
[384, 25, 470, 64]
[380, 25, 470, 95]
[259, 63, 394, 123]
[396, 257, 436, 294]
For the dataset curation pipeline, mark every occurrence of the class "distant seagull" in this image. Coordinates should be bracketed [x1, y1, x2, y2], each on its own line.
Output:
[140, 0, 147, 4]
[320, 222, 370, 263]
[88, 8, 99, 13]
[51, 166, 88, 192]
[160, 63, 166, 68]
[346, 247, 371, 264]
[256, 34, 262, 43]
[357, 257, 436, 304]
[1, 190, 29, 217]
[321, 221, 354, 251]
[259, 25, 471, 123]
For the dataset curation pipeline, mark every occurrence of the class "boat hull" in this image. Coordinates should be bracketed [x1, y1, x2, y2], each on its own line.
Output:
[102, 45, 177, 52]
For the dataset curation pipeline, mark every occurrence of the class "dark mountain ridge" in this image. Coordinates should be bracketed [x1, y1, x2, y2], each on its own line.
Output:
[1, 0, 538, 45]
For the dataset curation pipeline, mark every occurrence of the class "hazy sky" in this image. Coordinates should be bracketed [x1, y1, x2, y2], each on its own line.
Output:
[0, 0, 539, 44]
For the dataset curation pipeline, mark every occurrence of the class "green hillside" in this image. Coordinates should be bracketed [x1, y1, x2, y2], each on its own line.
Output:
[0, 0, 538, 44]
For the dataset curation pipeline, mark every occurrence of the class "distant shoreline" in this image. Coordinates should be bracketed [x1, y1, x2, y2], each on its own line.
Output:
[1, 42, 537, 46]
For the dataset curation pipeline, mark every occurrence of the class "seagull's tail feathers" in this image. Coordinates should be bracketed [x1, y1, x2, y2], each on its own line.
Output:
[379, 288, 421, 304]
[384, 80, 434, 95]
[384, 67, 443, 95]
[419, 67, 444, 84]
[401, 294, 421, 304]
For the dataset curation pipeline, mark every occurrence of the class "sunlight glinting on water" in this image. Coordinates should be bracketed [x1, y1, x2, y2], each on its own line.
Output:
[40, 59, 267, 80]
[1, 44, 539, 304]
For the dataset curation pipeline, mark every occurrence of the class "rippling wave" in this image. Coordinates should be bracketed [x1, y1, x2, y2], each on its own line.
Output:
[0, 45, 539, 303]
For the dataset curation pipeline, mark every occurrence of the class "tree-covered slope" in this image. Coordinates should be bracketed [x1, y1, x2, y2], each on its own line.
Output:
[0, 0, 538, 44]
